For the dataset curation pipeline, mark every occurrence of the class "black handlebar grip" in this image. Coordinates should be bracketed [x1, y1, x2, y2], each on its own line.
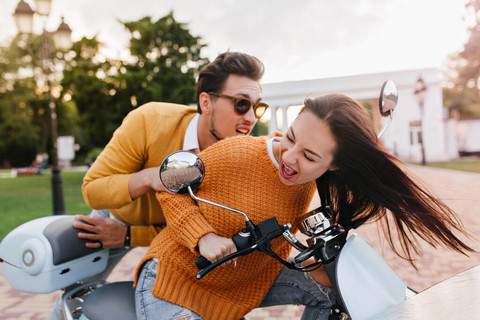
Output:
[232, 231, 251, 251]
[195, 256, 212, 269]
[294, 247, 316, 264]
[195, 230, 251, 270]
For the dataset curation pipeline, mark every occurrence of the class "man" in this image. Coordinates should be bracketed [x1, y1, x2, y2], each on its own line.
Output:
[77, 51, 267, 249]
[46, 51, 268, 319]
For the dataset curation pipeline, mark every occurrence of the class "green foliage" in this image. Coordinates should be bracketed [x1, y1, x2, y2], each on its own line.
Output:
[0, 34, 77, 167]
[85, 147, 103, 165]
[444, 0, 480, 118]
[118, 12, 209, 107]
[0, 76, 41, 167]
[251, 120, 269, 136]
[60, 12, 209, 155]
[0, 11, 209, 166]
[61, 36, 120, 152]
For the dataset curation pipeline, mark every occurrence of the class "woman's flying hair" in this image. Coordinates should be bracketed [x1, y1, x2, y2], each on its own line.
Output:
[303, 94, 473, 265]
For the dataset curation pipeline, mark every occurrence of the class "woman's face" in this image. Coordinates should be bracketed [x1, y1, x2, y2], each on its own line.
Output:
[275, 110, 337, 186]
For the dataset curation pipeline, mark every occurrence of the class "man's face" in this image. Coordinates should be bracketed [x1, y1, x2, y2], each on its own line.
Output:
[207, 74, 262, 140]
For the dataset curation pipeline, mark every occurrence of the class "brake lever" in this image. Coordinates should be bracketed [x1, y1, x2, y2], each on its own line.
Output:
[196, 244, 257, 279]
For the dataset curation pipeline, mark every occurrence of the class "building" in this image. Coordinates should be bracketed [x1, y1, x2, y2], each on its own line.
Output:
[262, 68, 461, 163]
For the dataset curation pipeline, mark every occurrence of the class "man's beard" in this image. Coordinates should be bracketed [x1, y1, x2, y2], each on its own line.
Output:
[209, 110, 224, 141]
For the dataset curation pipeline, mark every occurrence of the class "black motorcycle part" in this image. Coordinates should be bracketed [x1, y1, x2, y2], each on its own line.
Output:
[43, 216, 102, 266]
[195, 229, 251, 269]
[82, 281, 136, 320]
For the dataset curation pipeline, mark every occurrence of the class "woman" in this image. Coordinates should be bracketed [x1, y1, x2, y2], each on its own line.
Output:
[134, 94, 473, 320]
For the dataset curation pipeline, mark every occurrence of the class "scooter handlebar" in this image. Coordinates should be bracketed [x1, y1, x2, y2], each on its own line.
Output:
[195, 231, 251, 270]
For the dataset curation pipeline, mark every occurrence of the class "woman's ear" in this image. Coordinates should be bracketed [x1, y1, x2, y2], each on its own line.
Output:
[198, 92, 211, 115]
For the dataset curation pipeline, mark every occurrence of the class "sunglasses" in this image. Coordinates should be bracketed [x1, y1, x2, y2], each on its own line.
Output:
[207, 92, 269, 119]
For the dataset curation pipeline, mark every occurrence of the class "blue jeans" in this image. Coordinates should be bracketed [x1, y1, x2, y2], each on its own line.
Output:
[46, 209, 133, 320]
[135, 259, 336, 320]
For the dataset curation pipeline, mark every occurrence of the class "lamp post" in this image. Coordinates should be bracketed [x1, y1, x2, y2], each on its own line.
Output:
[413, 76, 428, 166]
[13, 0, 72, 215]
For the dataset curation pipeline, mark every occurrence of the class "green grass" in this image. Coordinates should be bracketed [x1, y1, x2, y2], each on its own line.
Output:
[426, 159, 480, 174]
[0, 170, 90, 240]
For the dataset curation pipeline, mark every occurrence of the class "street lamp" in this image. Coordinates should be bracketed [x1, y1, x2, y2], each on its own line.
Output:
[13, 0, 72, 215]
[413, 76, 428, 166]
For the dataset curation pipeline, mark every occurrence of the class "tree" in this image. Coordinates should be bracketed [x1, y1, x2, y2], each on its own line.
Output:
[444, 0, 480, 118]
[61, 12, 209, 154]
[118, 12, 209, 108]
[0, 11, 209, 166]
[60, 36, 119, 153]
[0, 82, 41, 167]
[0, 34, 61, 167]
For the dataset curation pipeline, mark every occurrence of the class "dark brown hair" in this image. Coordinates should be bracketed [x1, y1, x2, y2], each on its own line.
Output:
[302, 94, 473, 264]
[195, 51, 265, 112]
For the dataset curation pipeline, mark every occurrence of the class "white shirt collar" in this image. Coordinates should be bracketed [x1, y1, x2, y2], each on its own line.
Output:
[183, 113, 200, 152]
[267, 137, 281, 168]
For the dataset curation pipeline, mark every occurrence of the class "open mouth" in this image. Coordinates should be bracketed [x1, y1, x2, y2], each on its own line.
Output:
[236, 127, 250, 135]
[280, 162, 298, 180]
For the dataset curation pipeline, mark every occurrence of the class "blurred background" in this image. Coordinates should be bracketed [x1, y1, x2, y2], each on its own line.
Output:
[0, 0, 479, 171]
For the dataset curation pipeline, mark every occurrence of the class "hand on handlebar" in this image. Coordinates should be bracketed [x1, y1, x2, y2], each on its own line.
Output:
[198, 233, 238, 267]
[73, 215, 127, 249]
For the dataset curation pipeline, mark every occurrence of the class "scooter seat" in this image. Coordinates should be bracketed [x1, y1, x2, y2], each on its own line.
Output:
[82, 281, 136, 320]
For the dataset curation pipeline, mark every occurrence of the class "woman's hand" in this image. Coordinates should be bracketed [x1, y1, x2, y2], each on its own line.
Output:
[303, 258, 332, 287]
[198, 233, 237, 267]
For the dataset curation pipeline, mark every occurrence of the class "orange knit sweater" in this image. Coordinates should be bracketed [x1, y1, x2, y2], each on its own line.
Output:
[136, 135, 316, 320]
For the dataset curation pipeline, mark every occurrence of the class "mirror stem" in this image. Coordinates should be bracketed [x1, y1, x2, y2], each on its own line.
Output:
[187, 186, 250, 221]
[377, 110, 393, 139]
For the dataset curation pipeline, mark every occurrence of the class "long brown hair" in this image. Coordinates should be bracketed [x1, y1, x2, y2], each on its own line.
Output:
[302, 94, 473, 264]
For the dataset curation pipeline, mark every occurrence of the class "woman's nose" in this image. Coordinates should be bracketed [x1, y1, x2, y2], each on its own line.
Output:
[282, 147, 297, 165]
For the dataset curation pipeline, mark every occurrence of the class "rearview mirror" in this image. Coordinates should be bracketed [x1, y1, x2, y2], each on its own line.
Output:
[379, 80, 398, 117]
[377, 80, 398, 139]
[159, 151, 205, 194]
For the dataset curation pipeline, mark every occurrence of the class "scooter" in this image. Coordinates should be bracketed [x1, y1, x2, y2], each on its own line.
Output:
[0, 81, 400, 320]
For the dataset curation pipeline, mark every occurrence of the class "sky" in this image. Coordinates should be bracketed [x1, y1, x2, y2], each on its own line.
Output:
[0, 0, 472, 84]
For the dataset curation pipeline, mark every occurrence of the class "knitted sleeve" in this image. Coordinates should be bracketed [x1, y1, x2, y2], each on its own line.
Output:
[156, 192, 217, 252]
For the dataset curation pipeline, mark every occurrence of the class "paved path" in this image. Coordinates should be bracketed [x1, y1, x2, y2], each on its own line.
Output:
[1, 165, 479, 319]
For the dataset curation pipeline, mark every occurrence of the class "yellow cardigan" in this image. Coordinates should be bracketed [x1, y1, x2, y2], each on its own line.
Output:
[82, 102, 197, 246]
[137, 135, 316, 320]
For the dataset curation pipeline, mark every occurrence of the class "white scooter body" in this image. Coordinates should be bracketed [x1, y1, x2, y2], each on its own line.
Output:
[0, 215, 108, 293]
[335, 234, 407, 319]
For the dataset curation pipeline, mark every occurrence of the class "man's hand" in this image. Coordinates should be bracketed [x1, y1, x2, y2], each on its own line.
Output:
[128, 167, 166, 200]
[198, 233, 237, 267]
[73, 215, 128, 249]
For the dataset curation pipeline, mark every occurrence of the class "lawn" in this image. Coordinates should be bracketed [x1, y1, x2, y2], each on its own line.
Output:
[0, 170, 90, 240]
[426, 159, 480, 174]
